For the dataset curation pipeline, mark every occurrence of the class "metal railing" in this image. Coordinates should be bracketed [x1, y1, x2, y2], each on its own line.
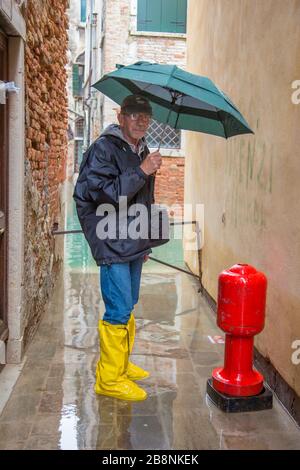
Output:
[52, 220, 203, 292]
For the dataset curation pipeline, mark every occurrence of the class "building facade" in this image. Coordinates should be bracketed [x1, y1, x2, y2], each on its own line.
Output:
[67, 0, 104, 179]
[67, 0, 87, 178]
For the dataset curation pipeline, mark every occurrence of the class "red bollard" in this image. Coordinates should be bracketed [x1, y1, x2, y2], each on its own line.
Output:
[212, 264, 267, 397]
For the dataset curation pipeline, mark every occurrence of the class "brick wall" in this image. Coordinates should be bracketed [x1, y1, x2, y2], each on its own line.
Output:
[155, 157, 185, 207]
[135, 36, 186, 65]
[23, 0, 69, 347]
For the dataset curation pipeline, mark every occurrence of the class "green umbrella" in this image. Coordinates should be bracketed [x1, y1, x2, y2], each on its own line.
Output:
[92, 61, 254, 143]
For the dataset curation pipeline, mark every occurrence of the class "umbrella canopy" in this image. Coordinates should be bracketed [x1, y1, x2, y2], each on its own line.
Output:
[92, 61, 254, 139]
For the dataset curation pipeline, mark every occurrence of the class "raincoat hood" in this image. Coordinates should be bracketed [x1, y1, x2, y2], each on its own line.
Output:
[100, 124, 147, 155]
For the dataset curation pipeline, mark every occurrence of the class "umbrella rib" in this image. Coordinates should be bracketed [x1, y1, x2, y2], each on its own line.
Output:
[174, 94, 184, 129]
[111, 78, 173, 108]
[170, 73, 229, 102]
[166, 64, 178, 90]
[140, 82, 156, 93]
[129, 64, 172, 77]
[109, 74, 234, 116]
[109, 77, 225, 123]
[164, 71, 242, 115]
[217, 110, 228, 139]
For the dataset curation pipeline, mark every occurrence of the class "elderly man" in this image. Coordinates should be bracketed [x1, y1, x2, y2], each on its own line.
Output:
[73, 95, 165, 401]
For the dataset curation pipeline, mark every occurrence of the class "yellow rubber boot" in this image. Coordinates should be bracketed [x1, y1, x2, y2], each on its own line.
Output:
[127, 312, 150, 381]
[94, 320, 147, 401]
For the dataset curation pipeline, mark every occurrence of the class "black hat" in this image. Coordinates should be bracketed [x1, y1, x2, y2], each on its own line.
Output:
[121, 95, 152, 115]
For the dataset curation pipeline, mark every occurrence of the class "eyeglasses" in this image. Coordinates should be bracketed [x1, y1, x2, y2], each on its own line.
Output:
[123, 112, 152, 123]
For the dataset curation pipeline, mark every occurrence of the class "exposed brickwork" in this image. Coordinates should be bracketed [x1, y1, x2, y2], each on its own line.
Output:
[135, 36, 186, 66]
[23, 0, 69, 347]
[154, 157, 185, 207]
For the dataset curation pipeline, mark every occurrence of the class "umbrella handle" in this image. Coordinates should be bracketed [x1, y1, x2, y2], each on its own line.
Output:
[156, 92, 178, 152]
[157, 122, 168, 152]
[154, 123, 167, 179]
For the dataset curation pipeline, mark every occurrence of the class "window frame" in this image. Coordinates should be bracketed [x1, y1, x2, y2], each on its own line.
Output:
[146, 123, 186, 158]
[146, 119, 182, 151]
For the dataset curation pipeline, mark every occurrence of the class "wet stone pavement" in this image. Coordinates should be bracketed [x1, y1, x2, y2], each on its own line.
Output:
[0, 264, 300, 450]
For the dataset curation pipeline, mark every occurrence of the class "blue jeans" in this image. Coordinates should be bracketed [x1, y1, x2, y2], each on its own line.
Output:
[100, 256, 144, 325]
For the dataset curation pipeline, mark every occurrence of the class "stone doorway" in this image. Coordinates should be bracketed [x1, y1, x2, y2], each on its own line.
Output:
[0, 29, 9, 367]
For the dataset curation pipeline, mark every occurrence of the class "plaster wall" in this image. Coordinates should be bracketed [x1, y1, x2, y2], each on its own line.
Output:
[185, 0, 300, 394]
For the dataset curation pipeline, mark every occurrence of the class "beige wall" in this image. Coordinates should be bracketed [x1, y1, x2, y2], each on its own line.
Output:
[185, 0, 300, 394]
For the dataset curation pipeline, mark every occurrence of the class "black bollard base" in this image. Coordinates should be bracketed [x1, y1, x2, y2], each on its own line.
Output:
[206, 378, 273, 413]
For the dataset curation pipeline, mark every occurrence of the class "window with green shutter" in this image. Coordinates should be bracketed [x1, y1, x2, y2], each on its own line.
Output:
[81, 0, 87, 23]
[137, 0, 187, 33]
[72, 64, 84, 97]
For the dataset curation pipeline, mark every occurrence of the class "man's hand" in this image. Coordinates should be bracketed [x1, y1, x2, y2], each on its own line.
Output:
[143, 254, 150, 263]
[140, 151, 162, 176]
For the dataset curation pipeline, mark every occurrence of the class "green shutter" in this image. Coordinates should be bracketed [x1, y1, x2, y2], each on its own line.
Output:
[81, 0, 87, 23]
[161, 0, 177, 33]
[138, 0, 186, 33]
[176, 0, 187, 33]
[137, 0, 162, 32]
[72, 64, 80, 96]
[137, 0, 147, 31]
[146, 0, 162, 32]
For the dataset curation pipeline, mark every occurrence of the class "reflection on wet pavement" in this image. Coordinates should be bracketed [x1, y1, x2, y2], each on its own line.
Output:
[0, 264, 300, 450]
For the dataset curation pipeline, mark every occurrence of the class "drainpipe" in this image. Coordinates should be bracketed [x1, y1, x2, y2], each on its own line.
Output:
[86, 0, 94, 147]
